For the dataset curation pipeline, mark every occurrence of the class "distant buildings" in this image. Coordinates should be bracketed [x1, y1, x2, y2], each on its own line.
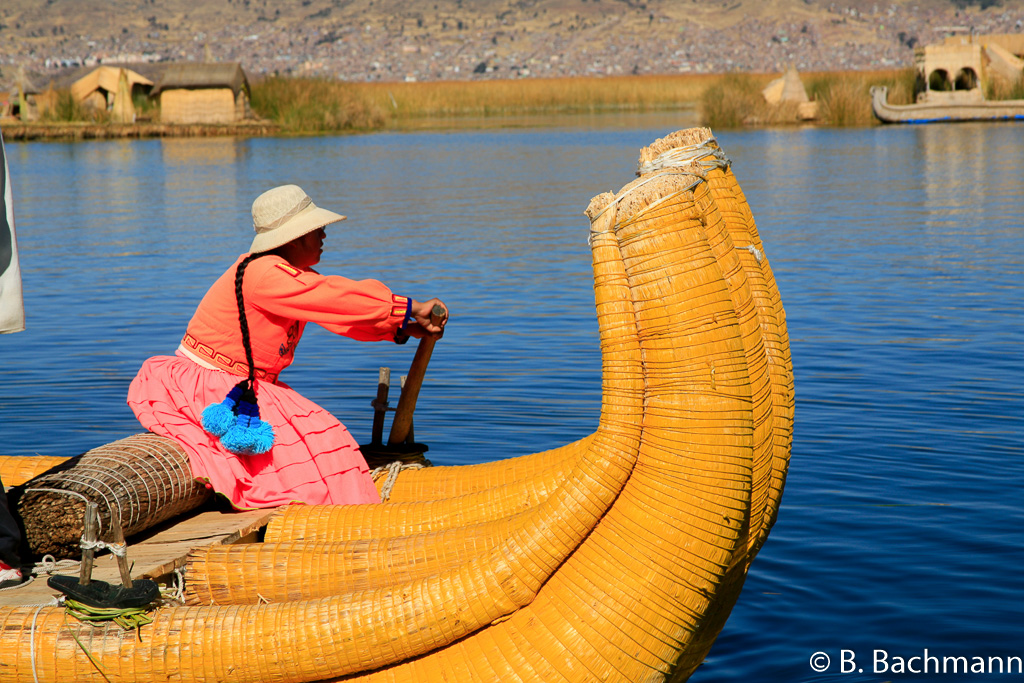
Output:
[1, 62, 253, 125]
[1, 3, 1022, 95]
[917, 33, 1024, 104]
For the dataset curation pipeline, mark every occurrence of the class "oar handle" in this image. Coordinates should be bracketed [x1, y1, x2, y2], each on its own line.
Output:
[388, 304, 446, 445]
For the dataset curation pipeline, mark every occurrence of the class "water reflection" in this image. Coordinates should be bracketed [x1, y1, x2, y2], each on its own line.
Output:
[160, 137, 243, 167]
[920, 123, 988, 217]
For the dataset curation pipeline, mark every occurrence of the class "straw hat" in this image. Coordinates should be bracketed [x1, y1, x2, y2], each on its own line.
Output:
[249, 184, 346, 253]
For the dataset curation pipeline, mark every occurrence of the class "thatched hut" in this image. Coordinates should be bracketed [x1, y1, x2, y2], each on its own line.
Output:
[761, 67, 818, 120]
[152, 63, 251, 124]
[70, 66, 153, 114]
[762, 67, 810, 105]
[2, 68, 44, 121]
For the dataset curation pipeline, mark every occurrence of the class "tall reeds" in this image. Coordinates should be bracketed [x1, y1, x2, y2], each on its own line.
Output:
[985, 75, 1024, 100]
[699, 73, 775, 128]
[355, 74, 717, 119]
[39, 90, 94, 123]
[807, 68, 915, 126]
[700, 68, 916, 128]
[249, 76, 387, 133]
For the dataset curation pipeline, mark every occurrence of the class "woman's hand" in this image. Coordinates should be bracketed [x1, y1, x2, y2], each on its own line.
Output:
[406, 298, 449, 339]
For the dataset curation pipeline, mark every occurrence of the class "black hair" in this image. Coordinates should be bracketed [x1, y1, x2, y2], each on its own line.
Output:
[234, 253, 274, 387]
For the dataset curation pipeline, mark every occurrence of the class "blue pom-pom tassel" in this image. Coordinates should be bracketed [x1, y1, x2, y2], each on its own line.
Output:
[201, 383, 246, 437]
[221, 414, 275, 455]
[219, 387, 275, 455]
[201, 402, 237, 436]
[221, 422, 252, 454]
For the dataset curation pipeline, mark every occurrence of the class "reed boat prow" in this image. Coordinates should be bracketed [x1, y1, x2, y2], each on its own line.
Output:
[0, 127, 793, 682]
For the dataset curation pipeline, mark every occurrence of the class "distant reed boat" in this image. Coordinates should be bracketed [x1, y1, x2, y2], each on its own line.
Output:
[871, 37, 1024, 124]
[0, 127, 793, 683]
[871, 85, 1024, 124]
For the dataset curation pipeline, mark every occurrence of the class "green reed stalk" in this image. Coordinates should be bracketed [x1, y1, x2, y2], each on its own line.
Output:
[249, 76, 387, 132]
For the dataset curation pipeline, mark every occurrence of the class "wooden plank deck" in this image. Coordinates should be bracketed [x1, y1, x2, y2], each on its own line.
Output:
[0, 506, 277, 607]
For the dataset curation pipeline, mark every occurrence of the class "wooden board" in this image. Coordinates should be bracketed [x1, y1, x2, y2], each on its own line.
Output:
[0, 506, 277, 607]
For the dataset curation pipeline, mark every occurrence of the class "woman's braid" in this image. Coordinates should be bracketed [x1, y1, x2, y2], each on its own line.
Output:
[235, 253, 273, 387]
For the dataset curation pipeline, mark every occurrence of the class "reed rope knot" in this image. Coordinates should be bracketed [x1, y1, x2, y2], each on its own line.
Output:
[371, 460, 431, 502]
[743, 244, 764, 263]
[80, 539, 127, 557]
[636, 137, 731, 176]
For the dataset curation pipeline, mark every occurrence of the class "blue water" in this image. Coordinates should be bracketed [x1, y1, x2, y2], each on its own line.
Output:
[2, 117, 1022, 681]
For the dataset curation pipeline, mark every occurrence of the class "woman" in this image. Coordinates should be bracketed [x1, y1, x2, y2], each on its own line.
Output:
[128, 184, 447, 510]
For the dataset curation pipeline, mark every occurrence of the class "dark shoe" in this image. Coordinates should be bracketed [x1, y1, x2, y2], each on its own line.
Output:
[47, 574, 160, 609]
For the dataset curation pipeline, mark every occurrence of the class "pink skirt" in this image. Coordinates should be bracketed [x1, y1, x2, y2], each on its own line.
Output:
[127, 352, 380, 509]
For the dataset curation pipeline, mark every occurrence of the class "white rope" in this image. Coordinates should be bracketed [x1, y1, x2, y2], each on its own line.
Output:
[168, 568, 186, 604]
[34, 554, 80, 576]
[25, 435, 199, 541]
[636, 137, 731, 176]
[742, 244, 764, 263]
[30, 603, 45, 683]
[41, 470, 125, 532]
[370, 461, 428, 502]
[70, 459, 145, 522]
[79, 539, 127, 557]
[23, 486, 110, 538]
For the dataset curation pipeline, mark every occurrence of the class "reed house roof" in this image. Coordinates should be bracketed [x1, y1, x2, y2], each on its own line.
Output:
[152, 63, 249, 95]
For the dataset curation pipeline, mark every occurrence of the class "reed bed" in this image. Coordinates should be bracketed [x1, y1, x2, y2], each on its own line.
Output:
[247, 74, 716, 132]
[354, 74, 718, 118]
[986, 75, 1024, 100]
[806, 68, 916, 126]
[698, 73, 778, 128]
[248, 76, 387, 132]
[700, 68, 917, 128]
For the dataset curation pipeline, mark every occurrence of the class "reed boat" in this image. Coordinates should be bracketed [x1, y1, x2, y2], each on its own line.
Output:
[0, 126, 793, 683]
[871, 85, 1024, 124]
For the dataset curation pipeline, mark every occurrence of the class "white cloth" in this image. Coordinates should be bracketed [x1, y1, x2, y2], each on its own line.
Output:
[0, 132, 25, 335]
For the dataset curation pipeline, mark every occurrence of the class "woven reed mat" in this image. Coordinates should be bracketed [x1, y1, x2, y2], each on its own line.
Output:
[9, 433, 212, 558]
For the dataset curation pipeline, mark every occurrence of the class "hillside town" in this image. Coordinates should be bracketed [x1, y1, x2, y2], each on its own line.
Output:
[2, 1, 1024, 86]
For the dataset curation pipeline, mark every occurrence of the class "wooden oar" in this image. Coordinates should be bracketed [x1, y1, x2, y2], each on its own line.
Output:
[388, 304, 446, 445]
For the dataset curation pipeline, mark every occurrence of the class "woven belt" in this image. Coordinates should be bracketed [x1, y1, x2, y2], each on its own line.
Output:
[181, 333, 279, 384]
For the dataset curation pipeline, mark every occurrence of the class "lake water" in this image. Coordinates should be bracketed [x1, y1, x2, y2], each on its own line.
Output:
[2, 115, 1022, 681]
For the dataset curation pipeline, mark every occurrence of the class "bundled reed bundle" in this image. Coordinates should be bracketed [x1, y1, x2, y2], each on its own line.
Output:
[0, 455, 69, 488]
[0, 128, 792, 683]
[9, 434, 211, 557]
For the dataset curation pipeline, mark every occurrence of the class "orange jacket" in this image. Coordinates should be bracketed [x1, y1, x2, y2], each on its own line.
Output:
[182, 254, 409, 382]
